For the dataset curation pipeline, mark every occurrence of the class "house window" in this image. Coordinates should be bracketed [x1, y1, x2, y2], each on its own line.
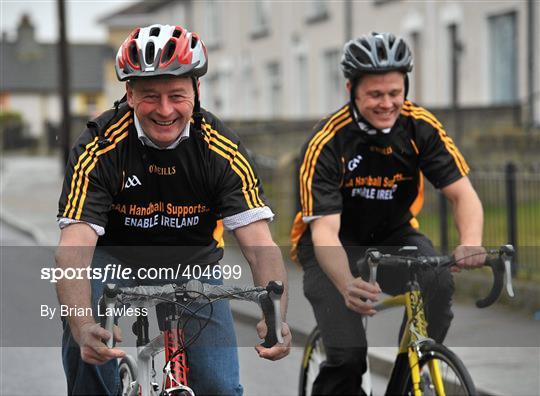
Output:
[251, 1, 271, 39]
[241, 62, 255, 116]
[85, 94, 98, 116]
[489, 11, 518, 104]
[306, 0, 329, 23]
[322, 49, 345, 111]
[296, 54, 309, 115]
[267, 62, 281, 117]
[205, 0, 221, 49]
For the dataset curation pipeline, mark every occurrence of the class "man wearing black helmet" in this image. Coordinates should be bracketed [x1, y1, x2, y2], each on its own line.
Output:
[291, 32, 485, 394]
[56, 24, 290, 395]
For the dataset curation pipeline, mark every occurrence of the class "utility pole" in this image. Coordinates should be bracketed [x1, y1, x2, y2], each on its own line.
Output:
[57, 0, 71, 170]
[527, 0, 536, 131]
[344, 0, 353, 43]
[449, 24, 463, 147]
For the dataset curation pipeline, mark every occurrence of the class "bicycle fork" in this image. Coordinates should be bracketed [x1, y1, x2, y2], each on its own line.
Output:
[405, 289, 445, 396]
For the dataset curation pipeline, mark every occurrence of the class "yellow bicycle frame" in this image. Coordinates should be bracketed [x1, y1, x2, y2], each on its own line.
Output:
[379, 289, 446, 396]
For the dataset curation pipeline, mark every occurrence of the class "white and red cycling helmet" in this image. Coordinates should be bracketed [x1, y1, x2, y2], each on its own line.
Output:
[115, 24, 208, 81]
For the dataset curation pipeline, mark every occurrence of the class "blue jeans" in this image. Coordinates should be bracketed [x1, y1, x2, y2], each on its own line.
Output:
[62, 249, 243, 395]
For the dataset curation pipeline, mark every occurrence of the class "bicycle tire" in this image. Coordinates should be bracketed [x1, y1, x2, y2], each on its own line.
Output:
[398, 343, 476, 396]
[118, 355, 138, 396]
[298, 328, 325, 396]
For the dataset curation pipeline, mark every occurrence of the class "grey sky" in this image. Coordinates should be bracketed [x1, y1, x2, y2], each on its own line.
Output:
[1, 0, 136, 43]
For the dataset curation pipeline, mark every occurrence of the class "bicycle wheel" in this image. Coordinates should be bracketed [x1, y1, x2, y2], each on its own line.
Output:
[118, 355, 137, 396]
[298, 328, 325, 396]
[399, 343, 476, 396]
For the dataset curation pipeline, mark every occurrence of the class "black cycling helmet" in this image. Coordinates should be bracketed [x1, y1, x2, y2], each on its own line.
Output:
[341, 32, 413, 80]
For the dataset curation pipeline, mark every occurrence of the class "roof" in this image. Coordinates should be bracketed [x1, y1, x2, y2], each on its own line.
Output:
[99, 0, 180, 24]
[0, 40, 113, 93]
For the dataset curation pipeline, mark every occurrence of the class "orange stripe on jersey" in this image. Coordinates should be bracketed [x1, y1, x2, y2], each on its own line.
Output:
[201, 122, 263, 208]
[410, 139, 420, 155]
[289, 211, 307, 264]
[299, 106, 349, 215]
[201, 123, 263, 209]
[74, 123, 131, 219]
[213, 220, 225, 248]
[300, 106, 351, 216]
[305, 116, 352, 215]
[409, 171, 424, 216]
[65, 112, 132, 218]
[401, 108, 469, 176]
[410, 218, 420, 229]
[402, 102, 469, 173]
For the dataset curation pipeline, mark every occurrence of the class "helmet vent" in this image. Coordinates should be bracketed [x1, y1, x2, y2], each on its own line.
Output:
[173, 29, 182, 38]
[150, 27, 161, 37]
[395, 44, 404, 61]
[133, 29, 140, 39]
[376, 41, 387, 62]
[129, 42, 139, 66]
[162, 40, 176, 63]
[145, 41, 155, 64]
[190, 35, 198, 49]
[360, 38, 370, 50]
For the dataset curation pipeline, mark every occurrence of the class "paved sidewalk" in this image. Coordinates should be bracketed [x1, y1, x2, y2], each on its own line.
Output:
[1, 155, 539, 396]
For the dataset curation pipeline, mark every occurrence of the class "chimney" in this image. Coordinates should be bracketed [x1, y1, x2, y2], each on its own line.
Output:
[16, 14, 41, 59]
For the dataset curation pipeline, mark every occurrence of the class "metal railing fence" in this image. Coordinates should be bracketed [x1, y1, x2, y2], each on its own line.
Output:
[254, 157, 540, 281]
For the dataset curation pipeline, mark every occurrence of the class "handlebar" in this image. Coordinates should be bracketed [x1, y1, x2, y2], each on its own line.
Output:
[99, 280, 284, 349]
[358, 244, 515, 308]
[476, 245, 515, 307]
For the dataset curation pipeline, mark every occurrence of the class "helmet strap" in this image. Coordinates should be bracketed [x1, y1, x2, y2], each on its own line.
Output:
[98, 93, 128, 146]
[404, 74, 410, 99]
[191, 77, 203, 133]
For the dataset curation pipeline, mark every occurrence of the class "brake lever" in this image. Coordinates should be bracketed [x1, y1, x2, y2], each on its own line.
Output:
[501, 244, 515, 298]
[260, 281, 284, 347]
[366, 248, 381, 285]
[101, 283, 120, 348]
[503, 257, 515, 298]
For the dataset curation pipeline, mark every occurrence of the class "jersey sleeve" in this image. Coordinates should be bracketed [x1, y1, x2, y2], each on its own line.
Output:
[203, 117, 269, 221]
[298, 135, 342, 219]
[57, 127, 119, 227]
[414, 113, 470, 189]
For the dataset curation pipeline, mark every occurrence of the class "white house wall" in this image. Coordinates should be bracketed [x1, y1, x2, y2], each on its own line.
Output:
[102, 1, 539, 123]
[10, 93, 74, 138]
[9, 95, 42, 137]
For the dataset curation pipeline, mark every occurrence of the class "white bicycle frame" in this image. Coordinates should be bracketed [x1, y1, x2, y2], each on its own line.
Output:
[103, 281, 284, 396]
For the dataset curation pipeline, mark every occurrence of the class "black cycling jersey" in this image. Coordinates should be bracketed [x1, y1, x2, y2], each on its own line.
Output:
[58, 104, 267, 267]
[291, 100, 469, 261]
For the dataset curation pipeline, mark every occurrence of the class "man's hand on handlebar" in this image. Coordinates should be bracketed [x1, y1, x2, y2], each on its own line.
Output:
[75, 322, 125, 365]
[452, 245, 487, 272]
[255, 320, 291, 361]
[342, 278, 381, 316]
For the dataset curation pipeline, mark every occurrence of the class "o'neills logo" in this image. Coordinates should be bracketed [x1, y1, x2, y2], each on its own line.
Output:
[148, 164, 176, 176]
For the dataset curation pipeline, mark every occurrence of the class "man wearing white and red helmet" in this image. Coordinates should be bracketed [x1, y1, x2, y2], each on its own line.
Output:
[291, 32, 485, 395]
[56, 24, 290, 395]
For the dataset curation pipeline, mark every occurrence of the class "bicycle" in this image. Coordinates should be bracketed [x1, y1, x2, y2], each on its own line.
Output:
[299, 244, 515, 396]
[99, 279, 284, 396]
